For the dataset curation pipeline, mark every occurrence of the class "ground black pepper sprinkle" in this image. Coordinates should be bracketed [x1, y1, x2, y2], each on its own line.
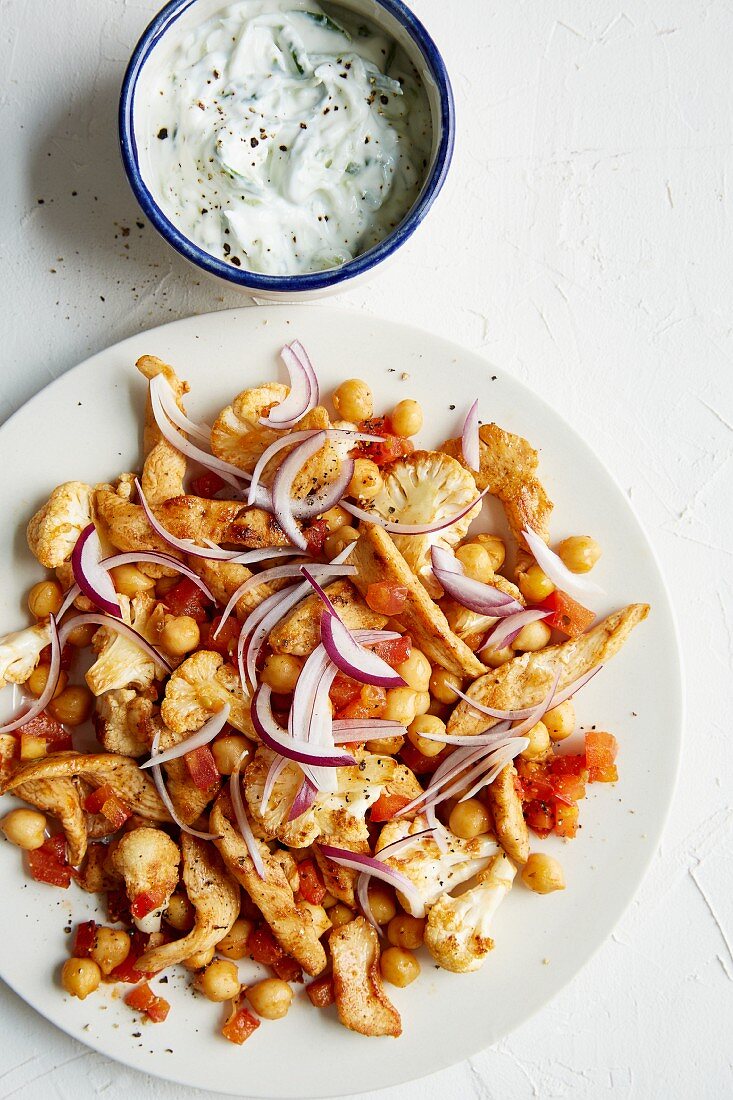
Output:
[157, 127, 168, 140]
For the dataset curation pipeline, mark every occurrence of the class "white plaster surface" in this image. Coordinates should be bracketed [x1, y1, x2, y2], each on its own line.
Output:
[1, 0, 731, 1097]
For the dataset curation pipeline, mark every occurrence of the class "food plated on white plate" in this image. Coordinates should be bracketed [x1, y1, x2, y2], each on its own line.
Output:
[0, 337, 648, 1045]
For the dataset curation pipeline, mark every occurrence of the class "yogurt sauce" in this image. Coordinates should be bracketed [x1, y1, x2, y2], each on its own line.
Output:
[146, 0, 432, 275]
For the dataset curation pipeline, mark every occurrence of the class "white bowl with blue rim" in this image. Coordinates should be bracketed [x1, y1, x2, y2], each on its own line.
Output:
[119, 0, 455, 301]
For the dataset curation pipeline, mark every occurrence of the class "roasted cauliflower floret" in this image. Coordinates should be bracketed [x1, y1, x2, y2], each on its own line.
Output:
[93, 688, 154, 757]
[368, 452, 481, 596]
[161, 650, 253, 736]
[376, 815, 498, 909]
[424, 852, 516, 972]
[110, 826, 180, 934]
[330, 916, 401, 1038]
[26, 482, 93, 568]
[0, 622, 51, 689]
[85, 595, 157, 697]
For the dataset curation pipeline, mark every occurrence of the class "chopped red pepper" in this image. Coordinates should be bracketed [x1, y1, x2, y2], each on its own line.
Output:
[190, 471, 226, 498]
[536, 590, 595, 638]
[297, 858, 326, 905]
[125, 981, 170, 1022]
[370, 791, 412, 822]
[306, 975, 335, 1008]
[247, 926, 283, 967]
[335, 683, 387, 721]
[73, 920, 97, 958]
[109, 932, 155, 983]
[373, 634, 411, 668]
[305, 518, 329, 554]
[184, 744, 220, 790]
[27, 835, 71, 888]
[588, 764, 619, 783]
[201, 615, 241, 659]
[18, 710, 72, 752]
[222, 1001, 260, 1045]
[130, 886, 167, 921]
[83, 784, 131, 830]
[329, 673, 362, 712]
[549, 754, 589, 779]
[106, 888, 131, 926]
[365, 581, 408, 617]
[163, 577, 211, 623]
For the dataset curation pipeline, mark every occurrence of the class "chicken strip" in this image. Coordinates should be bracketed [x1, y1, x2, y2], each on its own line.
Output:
[10, 776, 87, 865]
[486, 764, 529, 864]
[330, 917, 401, 1038]
[136, 355, 188, 505]
[268, 579, 388, 657]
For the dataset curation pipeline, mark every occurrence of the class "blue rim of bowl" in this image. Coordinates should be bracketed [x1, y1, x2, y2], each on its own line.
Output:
[119, 0, 455, 293]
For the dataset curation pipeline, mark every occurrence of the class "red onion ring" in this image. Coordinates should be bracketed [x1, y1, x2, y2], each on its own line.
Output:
[340, 487, 490, 536]
[148, 372, 212, 447]
[230, 753, 265, 879]
[319, 844, 426, 919]
[479, 608, 551, 653]
[102, 552, 215, 603]
[249, 429, 380, 512]
[462, 398, 480, 470]
[289, 340, 320, 406]
[71, 524, 121, 619]
[58, 612, 172, 676]
[356, 828, 435, 931]
[140, 704, 231, 769]
[522, 527, 604, 603]
[332, 719, 406, 742]
[150, 727, 220, 840]
[248, 429, 321, 507]
[261, 754, 290, 817]
[252, 686, 354, 767]
[291, 456, 355, 522]
[287, 775, 319, 821]
[431, 545, 523, 617]
[271, 433, 329, 550]
[259, 344, 318, 430]
[0, 616, 59, 734]
[58, 584, 81, 621]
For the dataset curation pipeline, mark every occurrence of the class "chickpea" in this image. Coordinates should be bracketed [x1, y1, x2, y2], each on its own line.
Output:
[387, 914, 425, 949]
[66, 622, 97, 648]
[455, 543, 493, 583]
[348, 458, 383, 501]
[429, 668, 462, 705]
[518, 565, 555, 603]
[513, 621, 552, 653]
[383, 687, 419, 726]
[324, 526, 359, 561]
[217, 917, 255, 960]
[380, 946, 420, 987]
[160, 615, 200, 657]
[247, 978, 293, 1020]
[390, 399, 423, 438]
[61, 958, 101, 1000]
[109, 564, 156, 598]
[28, 580, 63, 620]
[90, 927, 130, 976]
[27, 665, 67, 699]
[183, 945, 216, 971]
[328, 903, 355, 929]
[448, 798, 491, 839]
[165, 892, 195, 932]
[408, 714, 447, 758]
[366, 734, 404, 755]
[521, 721, 551, 761]
[261, 653, 303, 695]
[1, 808, 47, 850]
[427, 698, 450, 720]
[557, 535, 602, 574]
[196, 959, 241, 1002]
[521, 853, 566, 894]
[483, 646, 515, 668]
[544, 700, 576, 742]
[212, 734, 253, 776]
[333, 379, 373, 422]
[413, 690, 431, 716]
[49, 685, 93, 727]
[396, 648, 431, 692]
[321, 892, 338, 910]
[473, 534, 506, 571]
[368, 883, 397, 925]
[322, 505, 350, 532]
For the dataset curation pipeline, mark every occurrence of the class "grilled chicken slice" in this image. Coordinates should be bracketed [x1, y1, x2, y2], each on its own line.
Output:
[330, 917, 401, 1038]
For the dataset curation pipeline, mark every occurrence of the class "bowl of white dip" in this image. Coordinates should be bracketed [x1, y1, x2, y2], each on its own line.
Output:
[120, 0, 454, 300]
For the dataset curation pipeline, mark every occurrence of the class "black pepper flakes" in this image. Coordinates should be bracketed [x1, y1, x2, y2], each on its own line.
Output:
[157, 127, 168, 140]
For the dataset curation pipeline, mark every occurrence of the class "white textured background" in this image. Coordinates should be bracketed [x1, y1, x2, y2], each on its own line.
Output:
[1, 0, 732, 1097]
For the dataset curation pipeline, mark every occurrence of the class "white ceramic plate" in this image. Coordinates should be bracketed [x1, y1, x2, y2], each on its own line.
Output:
[0, 307, 681, 1098]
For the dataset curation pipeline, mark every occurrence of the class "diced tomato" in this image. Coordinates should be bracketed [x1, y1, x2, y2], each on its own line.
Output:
[73, 920, 97, 958]
[536, 590, 595, 638]
[84, 784, 132, 829]
[365, 582, 408, 617]
[190, 471, 226, 498]
[553, 773, 586, 803]
[584, 732, 618, 770]
[329, 672, 362, 712]
[297, 858, 326, 905]
[373, 634, 411, 668]
[202, 616, 241, 659]
[184, 744, 220, 790]
[20, 711, 68, 745]
[355, 419, 415, 467]
[549, 754, 589, 779]
[524, 798, 555, 838]
[27, 835, 71, 888]
[272, 955, 304, 983]
[555, 801, 579, 838]
[125, 981, 170, 1022]
[336, 683, 387, 721]
[163, 578, 211, 623]
[109, 933, 154, 983]
[588, 763, 619, 783]
[399, 740, 448, 775]
[18, 711, 73, 754]
[305, 518, 329, 554]
[222, 1002, 260, 1045]
[306, 975, 335, 1008]
[247, 926, 283, 967]
[131, 886, 167, 921]
[370, 791, 411, 822]
[106, 888, 131, 925]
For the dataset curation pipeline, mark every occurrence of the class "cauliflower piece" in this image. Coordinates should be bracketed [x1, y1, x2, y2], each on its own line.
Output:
[269, 580, 388, 657]
[351, 525, 487, 678]
[26, 482, 93, 568]
[330, 917, 401, 1038]
[211, 792, 327, 976]
[86, 595, 157, 697]
[245, 747, 422, 850]
[369, 452, 481, 597]
[376, 815, 498, 909]
[9, 775, 87, 865]
[136, 355, 188, 506]
[0, 622, 51, 689]
[424, 852, 516, 972]
[161, 650, 254, 737]
[111, 826, 180, 933]
[486, 763, 529, 864]
[136, 835, 239, 974]
[140, 714, 220, 826]
[94, 688, 153, 757]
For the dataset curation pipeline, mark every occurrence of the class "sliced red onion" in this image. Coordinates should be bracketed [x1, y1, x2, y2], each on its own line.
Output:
[58, 613, 172, 676]
[523, 527, 604, 602]
[453, 665, 602, 723]
[288, 775, 319, 821]
[271, 433, 328, 550]
[431, 545, 523, 617]
[149, 373, 212, 447]
[71, 524, 121, 619]
[261, 754, 290, 817]
[259, 345, 318, 430]
[289, 340, 320, 405]
[396, 740, 502, 819]
[332, 719, 406, 742]
[304, 660, 341, 794]
[0, 617, 59, 734]
[102, 552, 215, 603]
[341, 488, 490, 536]
[140, 704, 230, 770]
[479, 609, 551, 653]
[215, 562, 356, 640]
[462, 399, 480, 470]
[57, 584, 81, 620]
[249, 429, 380, 513]
[248, 429, 321, 507]
[252, 686, 354, 766]
[319, 844, 425, 919]
[205, 544, 304, 566]
[456, 739, 529, 803]
[291, 457, 354, 521]
[357, 828, 436, 931]
[150, 728, 220, 840]
[230, 754, 265, 879]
